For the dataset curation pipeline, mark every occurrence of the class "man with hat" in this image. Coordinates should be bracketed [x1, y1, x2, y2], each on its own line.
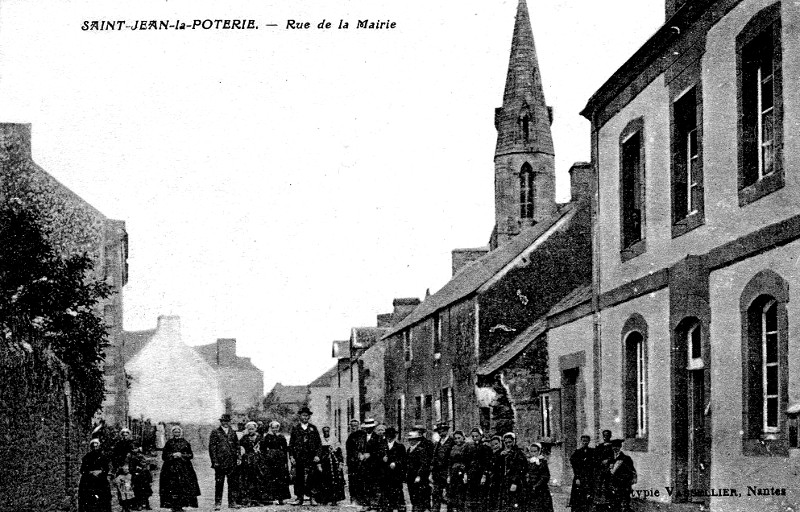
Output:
[594, 439, 636, 512]
[288, 406, 322, 506]
[405, 429, 433, 512]
[209, 413, 241, 510]
[431, 422, 454, 512]
[359, 418, 384, 510]
[346, 418, 367, 506]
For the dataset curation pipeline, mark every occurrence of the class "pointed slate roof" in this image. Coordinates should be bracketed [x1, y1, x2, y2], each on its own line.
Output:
[383, 200, 582, 339]
[495, 0, 554, 157]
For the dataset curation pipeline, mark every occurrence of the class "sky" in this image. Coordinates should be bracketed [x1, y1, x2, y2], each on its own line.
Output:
[0, 0, 663, 392]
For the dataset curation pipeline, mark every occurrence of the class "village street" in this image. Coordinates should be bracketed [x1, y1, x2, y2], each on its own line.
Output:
[148, 450, 572, 512]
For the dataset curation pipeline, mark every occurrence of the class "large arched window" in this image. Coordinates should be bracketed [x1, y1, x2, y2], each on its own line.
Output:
[740, 269, 789, 455]
[519, 163, 534, 220]
[622, 313, 648, 450]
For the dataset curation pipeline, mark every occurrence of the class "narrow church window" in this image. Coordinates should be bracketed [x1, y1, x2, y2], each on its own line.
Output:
[519, 163, 534, 220]
[620, 120, 645, 250]
[737, 3, 783, 205]
[432, 314, 441, 356]
[672, 87, 703, 223]
[522, 114, 530, 142]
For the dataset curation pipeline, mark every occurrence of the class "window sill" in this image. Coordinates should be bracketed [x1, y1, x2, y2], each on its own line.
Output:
[742, 436, 789, 457]
[739, 171, 784, 207]
[671, 212, 704, 238]
[620, 239, 647, 263]
[624, 436, 648, 452]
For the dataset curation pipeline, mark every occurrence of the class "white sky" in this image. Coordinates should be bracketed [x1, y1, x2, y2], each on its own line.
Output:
[0, 0, 663, 392]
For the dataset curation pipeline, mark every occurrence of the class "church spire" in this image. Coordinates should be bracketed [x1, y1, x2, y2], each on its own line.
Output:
[491, 0, 556, 249]
[495, 0, 554, 157]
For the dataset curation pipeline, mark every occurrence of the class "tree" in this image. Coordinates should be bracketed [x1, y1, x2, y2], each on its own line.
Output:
[0, 198, 110, 422]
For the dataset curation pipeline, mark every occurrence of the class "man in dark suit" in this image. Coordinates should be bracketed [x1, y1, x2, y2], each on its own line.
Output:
[595, 439, 637, 512]
[288, 406, 322, 506]
[381, 427, 406, 512]
[569, 434, 595, 512]
[346, 418, 367, 506]
[209, 413, 241, 510]
[360, 419, 386, 511]
[431, 422, 454, 512]
[405, 429, 432, 512]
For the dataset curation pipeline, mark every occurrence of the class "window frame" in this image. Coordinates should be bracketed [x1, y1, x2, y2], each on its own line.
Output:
[621, 313, 649, 451]
[669, 64, 705, 238]
[736, 2, 783, 207]
[619, 117, 646, 261]
[740, 269, 789, 456]
[403, 329, 413, 363]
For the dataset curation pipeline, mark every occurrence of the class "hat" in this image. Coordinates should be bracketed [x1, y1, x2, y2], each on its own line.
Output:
[434, 422, 451, 432]
[610, 439, 624, 448]
[407, 430, 422, 440]
[362, 418, 377, 429]
[298, 406, 312, 415]
[219, 414, 232, 422]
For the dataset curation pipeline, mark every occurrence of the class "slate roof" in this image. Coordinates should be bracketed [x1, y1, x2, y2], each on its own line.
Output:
[268, 383, 309, 404]
[548, 284, 591, 317]
[383, 201, 580, 339]
[476, 319, 546, 376]
[309, 365, 338, 387]
[120, 329, 156, 363]
[351, 327, 389, 350]
[193, 342, 262, 372]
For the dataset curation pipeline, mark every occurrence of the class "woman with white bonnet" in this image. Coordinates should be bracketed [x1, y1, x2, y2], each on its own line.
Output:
[159, 425, 201, 512]
[238, 420, 265, 505]
[497, 432, 528, 512]
[525, 442, 554, 512]
[259, 420, 292, 504]
[78, 438, 112, 512]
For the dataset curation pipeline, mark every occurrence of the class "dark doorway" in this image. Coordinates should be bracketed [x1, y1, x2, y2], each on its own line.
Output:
[562, 367, 580, 481]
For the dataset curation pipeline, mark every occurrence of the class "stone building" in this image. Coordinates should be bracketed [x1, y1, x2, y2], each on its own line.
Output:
[382, 1, 593, 443]
[194, 337, 264, 415]
[545, 0, 800, 510]
[0, 123, 129, 424]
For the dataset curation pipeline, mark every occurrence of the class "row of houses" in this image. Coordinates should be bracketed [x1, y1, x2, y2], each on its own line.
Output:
[304, 1, 800, 510]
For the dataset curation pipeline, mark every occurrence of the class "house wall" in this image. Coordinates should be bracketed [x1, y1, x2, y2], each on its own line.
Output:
[361, 341, 387, 423]
[708, 242, 800, 512]
[595, 0, 800, 296]
[546, 313, 594, 487]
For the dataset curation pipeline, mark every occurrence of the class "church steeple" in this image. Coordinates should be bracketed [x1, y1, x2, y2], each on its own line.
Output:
[491, 0, 556, 249]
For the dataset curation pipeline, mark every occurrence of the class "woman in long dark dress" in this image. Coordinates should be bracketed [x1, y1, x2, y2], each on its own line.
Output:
[465, 429, 492, 512]
[159, 426, 201, 512]
[239, 421, 265, 506]
[525, 443, 554, 512]
[259, 420, 292, 504]
[314, 426, 346, 505]
[497, 433, 528, 512]
[486, 436, 504, 512]
[447, 431, 469, 512]
[78, 438, 112, 512]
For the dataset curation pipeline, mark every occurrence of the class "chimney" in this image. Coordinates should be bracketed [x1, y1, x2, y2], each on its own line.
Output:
[451, 247, 489, 276]
[156, 315, 181, 339]
[376, 314, 392, 328]
[216, 338, 236, 366]
[392, 298, 421, 324]
[568, 162, 594, 202]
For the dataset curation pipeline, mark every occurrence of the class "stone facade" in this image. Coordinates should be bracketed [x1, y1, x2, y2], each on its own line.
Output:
[571, 1, 800, 509]
[0, 123, 130, 425]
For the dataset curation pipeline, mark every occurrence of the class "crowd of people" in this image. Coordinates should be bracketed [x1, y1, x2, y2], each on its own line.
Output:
[77, 409, 637, 512]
